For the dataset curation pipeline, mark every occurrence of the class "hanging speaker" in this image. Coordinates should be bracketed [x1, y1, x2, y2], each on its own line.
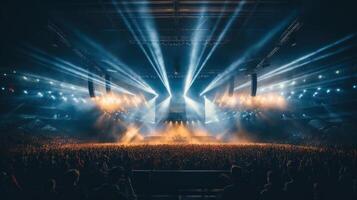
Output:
[105, 74, 111, 93]
[228, 76, 235, 96]
[251, 73, 257, 97]
[88, 73, 95, 98]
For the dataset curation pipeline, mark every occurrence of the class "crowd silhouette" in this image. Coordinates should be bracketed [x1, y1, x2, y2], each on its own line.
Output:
[1, 144, 356, 200]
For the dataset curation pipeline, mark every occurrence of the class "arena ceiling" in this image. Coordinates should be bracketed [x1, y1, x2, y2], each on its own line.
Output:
[1, 0, 356, 105]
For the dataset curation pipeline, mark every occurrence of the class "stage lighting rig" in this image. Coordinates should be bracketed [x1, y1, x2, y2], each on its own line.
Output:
[256, 19, 302, 71]
[242, 20, 301, 75]
[48, 22, 104, 74]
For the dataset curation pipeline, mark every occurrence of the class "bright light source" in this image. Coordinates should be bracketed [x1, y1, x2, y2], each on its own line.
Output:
[37, 92, 43, 97]
[353, 85, 356, 89]
[335, 70, 340, 74]
[23, 90, 28, 94]
[187, 2, 246, 95]
[50, 95, 56, 100]
[23, 76, 28, 80]
[1, 87, 5, 91]
[326, 89, 331, 93]
[216, 93, 286, 109]
[93, 93, 146, 112]
[318, 75, 323, 79]
[317, 87, 321, 90]
[336, 88, 341, 92]
[184, 95, 201, 115]
[204, 96, 219, 124]
[114, 2, 171, 96]
[303, 89, 307, 93]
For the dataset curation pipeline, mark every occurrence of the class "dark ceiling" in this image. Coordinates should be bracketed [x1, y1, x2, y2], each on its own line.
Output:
[1, 0, 356, 95]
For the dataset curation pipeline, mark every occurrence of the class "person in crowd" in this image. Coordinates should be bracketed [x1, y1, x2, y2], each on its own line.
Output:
[58, 169, 86, 200]
[337, 166, 354, 200]
[0, 170, 23, 200]
[222, 165, 255, 200]
[283, 160, 311, 200]
[259, 170, 283, 200]
[90, 166, 136, 200]
[40, 178, 58, 200]
[0, 143, 356, 200]
[312, 182, 324, 200]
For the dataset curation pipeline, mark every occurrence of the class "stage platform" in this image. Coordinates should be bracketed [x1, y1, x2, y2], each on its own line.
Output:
[142, 135, 221, 144]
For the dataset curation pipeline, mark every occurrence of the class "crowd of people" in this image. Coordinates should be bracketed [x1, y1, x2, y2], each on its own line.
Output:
[1, 143, 356, 200]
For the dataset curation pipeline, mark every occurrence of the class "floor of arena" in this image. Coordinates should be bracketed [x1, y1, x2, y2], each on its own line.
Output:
[2, 141, 356, 200]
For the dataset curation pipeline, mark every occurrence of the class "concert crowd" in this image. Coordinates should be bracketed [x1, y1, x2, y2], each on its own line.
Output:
[1, 144, 356, 200]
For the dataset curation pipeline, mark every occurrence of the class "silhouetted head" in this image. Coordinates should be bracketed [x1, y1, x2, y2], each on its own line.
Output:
[0, 171, 8, 185]
[108, 166, 126, 184]
[286, 160, 297, 179]
[267, 170, 277, 184]
[44, 178, 56, 192]
[231, 165, 242, 184]
[63, 169, 80, 186]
